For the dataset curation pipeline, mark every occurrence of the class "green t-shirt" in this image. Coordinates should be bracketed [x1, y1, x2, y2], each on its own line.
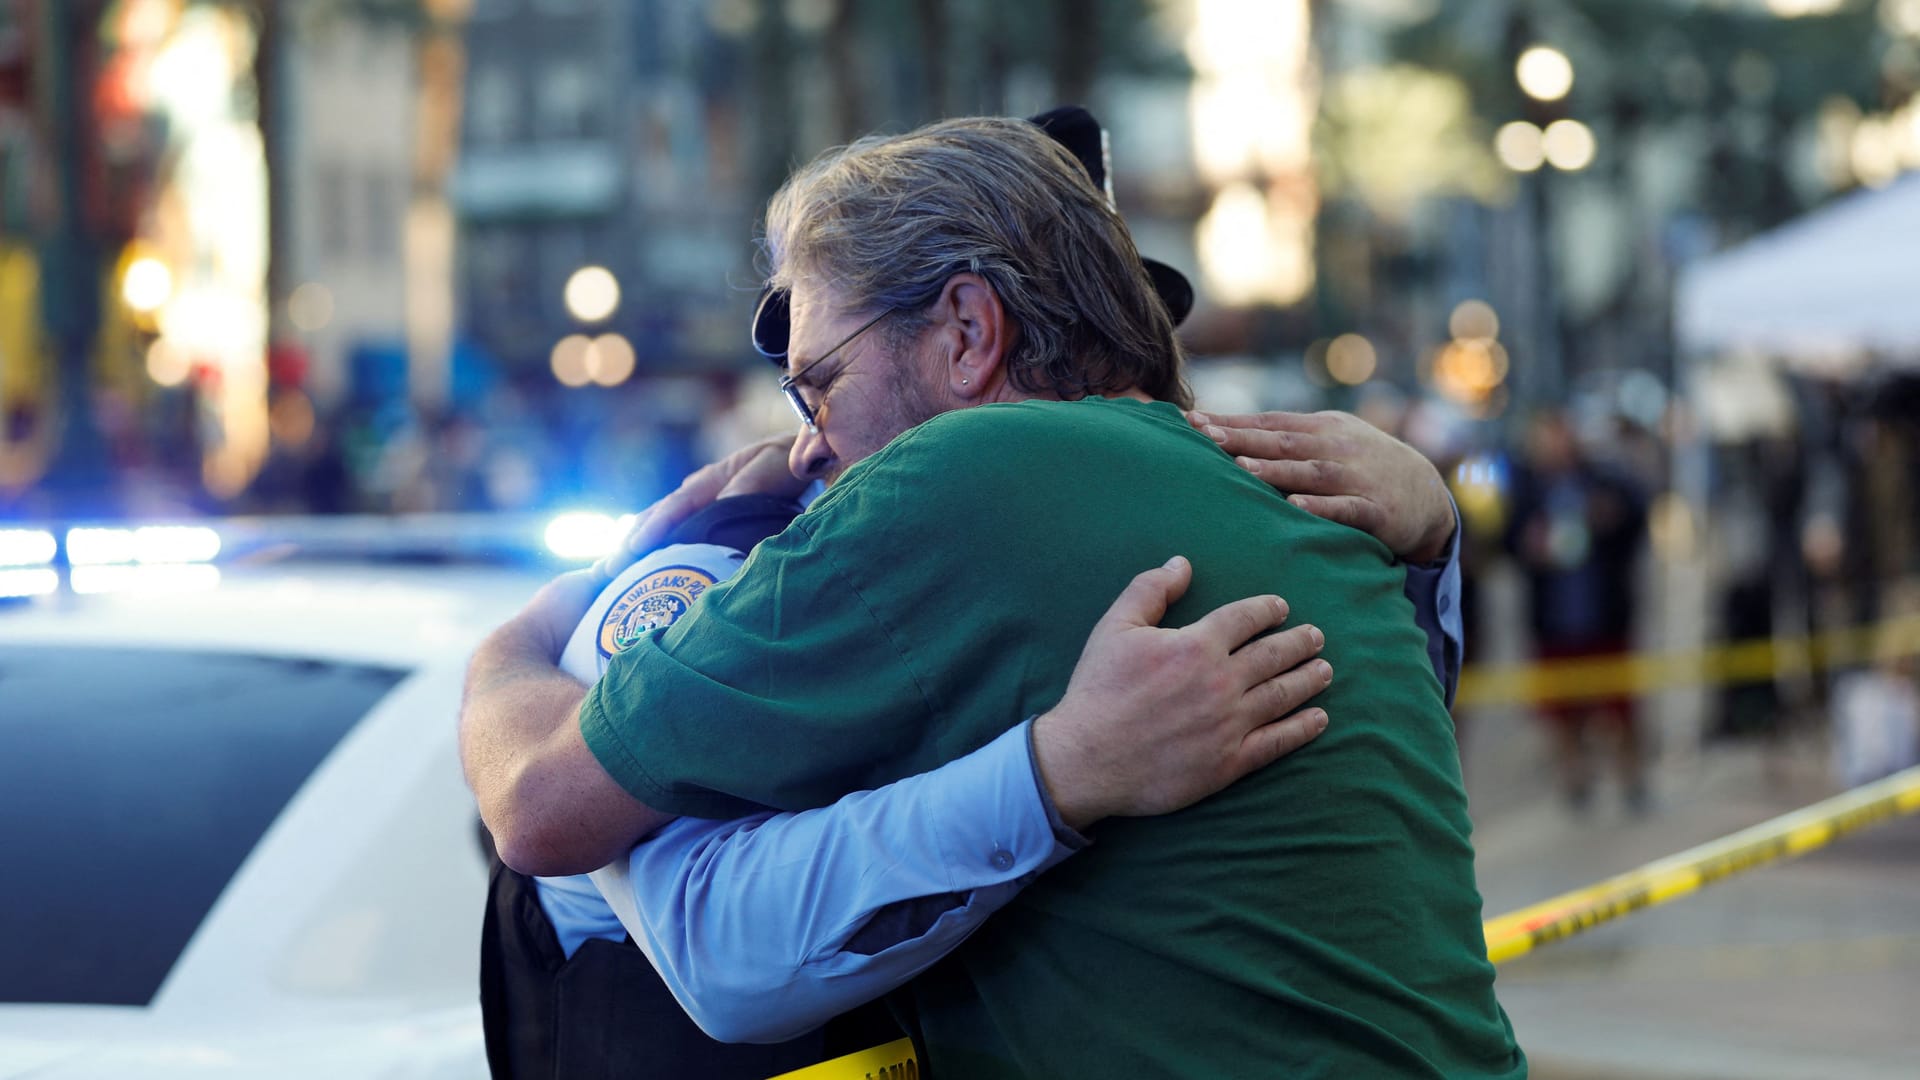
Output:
[582, 397, 1524, 1078]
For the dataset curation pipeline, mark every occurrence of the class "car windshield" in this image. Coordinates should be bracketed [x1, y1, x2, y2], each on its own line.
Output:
[0, 645, 406, 1006]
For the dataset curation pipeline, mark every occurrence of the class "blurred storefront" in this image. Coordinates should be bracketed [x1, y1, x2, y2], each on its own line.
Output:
[0, 0, 267, 513]
[1, 0, 1917, 531]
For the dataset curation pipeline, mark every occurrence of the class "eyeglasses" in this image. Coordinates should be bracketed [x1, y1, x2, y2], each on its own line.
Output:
[778, 308, 893, 432]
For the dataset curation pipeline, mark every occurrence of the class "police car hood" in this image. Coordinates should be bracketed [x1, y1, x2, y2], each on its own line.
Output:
[0, 1003, 484, 1078]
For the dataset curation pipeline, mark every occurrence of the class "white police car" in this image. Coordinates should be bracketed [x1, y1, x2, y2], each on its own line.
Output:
[0, 520, 569, 1077]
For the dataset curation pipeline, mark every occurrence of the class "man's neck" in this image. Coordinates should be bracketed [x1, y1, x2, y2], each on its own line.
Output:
[974, 384, 1151, 407]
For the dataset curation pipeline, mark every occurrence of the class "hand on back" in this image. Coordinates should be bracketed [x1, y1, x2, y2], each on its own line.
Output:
[1189, 409, 1455, 565]
[1033, 556, 1332, 831]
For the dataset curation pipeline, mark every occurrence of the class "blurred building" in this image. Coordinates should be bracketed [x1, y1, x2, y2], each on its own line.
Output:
[0, 0, 44, 497]
[278, 10, 418, 411]
[0, 0, 264, 512]
[453, 0, 753, 383]
[448, 0, 1204, 390]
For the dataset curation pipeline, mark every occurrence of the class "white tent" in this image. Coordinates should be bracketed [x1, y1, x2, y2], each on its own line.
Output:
[1675, 174, 1920, 363]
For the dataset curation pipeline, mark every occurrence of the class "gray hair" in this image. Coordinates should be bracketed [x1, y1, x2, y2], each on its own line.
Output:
[761, 116, 1192, 408]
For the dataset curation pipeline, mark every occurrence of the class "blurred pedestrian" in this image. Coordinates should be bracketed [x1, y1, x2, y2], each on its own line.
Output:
[1831, 626, 1920, 788]
[1505, 408, 1650, 812]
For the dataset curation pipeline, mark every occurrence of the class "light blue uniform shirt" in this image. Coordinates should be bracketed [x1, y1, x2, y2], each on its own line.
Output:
[538, 509, 1465, 1042]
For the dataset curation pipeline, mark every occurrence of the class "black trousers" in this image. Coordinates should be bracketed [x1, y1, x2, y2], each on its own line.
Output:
[479, 855, 902, 1079]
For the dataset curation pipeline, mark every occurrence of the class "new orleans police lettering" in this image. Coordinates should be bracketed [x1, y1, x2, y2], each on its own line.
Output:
[598, 566, 716, 660]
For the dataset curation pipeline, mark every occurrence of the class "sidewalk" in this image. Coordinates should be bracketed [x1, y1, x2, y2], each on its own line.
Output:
[1469, 740, 1920, 1079]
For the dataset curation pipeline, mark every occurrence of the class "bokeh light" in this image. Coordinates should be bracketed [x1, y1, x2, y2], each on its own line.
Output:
[0, 529, 57, 567]
[1495, 121, 1546, 172]
[1886, 0, 1920, 36]
[1431, 338, 1510, 404]
[1850, 116, 1903, 187]
[146, 338, 192, 387]
[1515, 46, 1574, 103]
[564, 265, 621, 323]
[133, 525, 222, 564]
[0, 568, 59, 599]
[287, 282, 335, 332]
[66, 527, 139, 566]
[545, 512, 620, 560]
[1449, 300, 1500, 342]
[270, 391, 316, 447]
[1542, 119, 1597, 171]
[1767, 0, 1845, 16]
[551, 334, 593, 388]
[587, 333, 636, 387]
[122, 256, 173, 314]
[1197, 181, 1315, 306]
[1326, 333, 1378, 386]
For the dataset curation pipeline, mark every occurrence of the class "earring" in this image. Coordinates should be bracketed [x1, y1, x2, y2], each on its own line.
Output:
[961, 378, 970, 386]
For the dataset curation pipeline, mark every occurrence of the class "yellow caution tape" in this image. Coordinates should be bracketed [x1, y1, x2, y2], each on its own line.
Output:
[767, 1037, 918, 1080]
[776, 769, 1920, 1077]
[1454, 613, 1920, 708]
[1482, 764, 1920, 964]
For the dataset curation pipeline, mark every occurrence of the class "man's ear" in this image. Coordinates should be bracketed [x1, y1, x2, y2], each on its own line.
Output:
[930, 272, 1012, 401]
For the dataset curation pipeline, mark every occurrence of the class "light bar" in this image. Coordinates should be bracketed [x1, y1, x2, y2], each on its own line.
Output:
[134, 525, 221, 564]
[544, 512, 620, 560]
[65, 524, 221, 565]
[0, 567, 58, 599]
[66, 527, 138, 565]
[0, 528, 57, 567]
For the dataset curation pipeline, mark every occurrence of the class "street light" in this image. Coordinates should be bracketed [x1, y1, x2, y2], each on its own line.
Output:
[1516, 45, 1573, 102]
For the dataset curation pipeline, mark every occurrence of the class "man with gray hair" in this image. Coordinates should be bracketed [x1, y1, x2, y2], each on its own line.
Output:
[466, 116, 1523, 1076]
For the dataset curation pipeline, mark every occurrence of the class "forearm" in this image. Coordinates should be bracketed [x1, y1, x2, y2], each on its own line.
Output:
[461, 617, 671, 873]
[1405, 471, 1458, 566]
[591, 721, 1075, 1043]
[575, 552, 1332, 1039]
[459, 619, 587, 855]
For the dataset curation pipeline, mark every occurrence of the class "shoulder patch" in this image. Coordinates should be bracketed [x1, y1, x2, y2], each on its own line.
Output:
[597, 564, 717, 660]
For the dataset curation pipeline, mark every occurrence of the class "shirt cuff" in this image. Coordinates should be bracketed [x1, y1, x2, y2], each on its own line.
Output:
[922, 720, 1086, 889]
[838, 721, 1083, 957]
[1024, 716, 1092, 852]
[1401, 499, 1464, 708]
